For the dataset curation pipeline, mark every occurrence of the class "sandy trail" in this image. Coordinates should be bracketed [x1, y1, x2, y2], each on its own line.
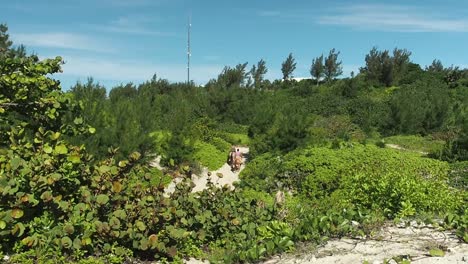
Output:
[162, 146, 249, 194]
[385, 143, 429, 155]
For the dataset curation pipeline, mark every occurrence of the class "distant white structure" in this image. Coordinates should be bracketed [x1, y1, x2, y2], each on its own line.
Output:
[281, 77, 312, 82]
[291, 77, 312, 81]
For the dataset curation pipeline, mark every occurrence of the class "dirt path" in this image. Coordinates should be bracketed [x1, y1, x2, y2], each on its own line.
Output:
[162, 146, 249, 194]
[385, 143, 429, 155]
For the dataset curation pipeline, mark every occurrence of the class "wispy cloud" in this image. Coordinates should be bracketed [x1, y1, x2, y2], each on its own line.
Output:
[318, 4, 468, 32]
[89, 15, 178, 36]
[59, 55, 222, 85]
[12, 33, 112, 52]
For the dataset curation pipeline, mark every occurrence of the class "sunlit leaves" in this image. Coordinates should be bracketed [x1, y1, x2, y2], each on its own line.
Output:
[112, 181, 122, 193]
[96, 194, 109, 205]
[54, 144, 68, 154]
[61, 236, 72, 249]
[11, 208, 24, 219]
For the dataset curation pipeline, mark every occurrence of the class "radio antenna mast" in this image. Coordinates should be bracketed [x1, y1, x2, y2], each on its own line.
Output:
[187, 15, 191, 85]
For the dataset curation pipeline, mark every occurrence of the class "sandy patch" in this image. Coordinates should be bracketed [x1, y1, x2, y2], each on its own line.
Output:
[263, 223, 468, 264]
[152, 147, 249, 195]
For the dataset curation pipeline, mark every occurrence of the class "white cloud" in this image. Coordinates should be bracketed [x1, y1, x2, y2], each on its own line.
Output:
[59, 55, 222, 85]
[12, 33, 112, 52]
[89, 15, 178, 36]
[318, 4, 468, 32]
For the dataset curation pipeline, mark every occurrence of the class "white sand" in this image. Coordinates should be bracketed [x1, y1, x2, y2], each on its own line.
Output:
[152, 147, 249, 195]
[263, 223, 468, 264]
[190, 146, 249, 192]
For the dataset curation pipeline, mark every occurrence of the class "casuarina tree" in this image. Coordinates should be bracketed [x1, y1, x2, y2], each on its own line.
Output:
[281, 53, 296, 81]
[324, 48, 343, 82]
[250, 59, 268, 88]
[310, 54, 325, 85]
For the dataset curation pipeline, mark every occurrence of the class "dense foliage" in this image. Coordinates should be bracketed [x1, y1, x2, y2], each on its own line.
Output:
[0, 24, 467, 263]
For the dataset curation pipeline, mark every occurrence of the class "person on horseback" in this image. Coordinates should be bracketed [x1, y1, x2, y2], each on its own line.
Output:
[233, 148, 243, 171]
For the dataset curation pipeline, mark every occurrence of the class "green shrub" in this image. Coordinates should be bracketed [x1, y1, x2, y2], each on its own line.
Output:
[215, 122, 248, 134]
[149, 130, 171, 154]
[299, 145, 460, 217]
[219, 132, 250, 146]
[239, 153, 282, 192]
[209, 136, 231, 152]
[243, 144, 462, 218]
[448, 161, 468, 189]
[193, 141, 227, 170]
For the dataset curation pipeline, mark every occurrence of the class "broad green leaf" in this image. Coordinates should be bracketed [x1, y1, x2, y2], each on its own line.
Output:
[11, 157, 21, 170]
[61, 236, 72, 248]
[68, 154, 81, 164]
[148, 234, 158, 248]
[21, 236, 34, 247]
[96, 194, 109, 205]
[110, 166, 118, 175]
[112, 181, 122, 193]
[98, 165, 111, 174]
[43, 145, 53, 154]
[135, 221, 146, 231]
[40, 191, 53, 201]
[81, 237, 92, 245]
[63, 224, 75, 234]
[50, 132, 61, 140]
[113, 209, 127, 220]
[11, 209, 24, 219]
[73, 117, 83, 125]
[118, 160, 128, 167]
[12, 223, 25, 236]
[140, 238, 149, 250]
[54, 144, 68, 154]
[88, 127, 96, 134]
[73, 238, 82, 249]
[109, 217, 121, 229]
[129, 152, 141, 161]
[0, 220, 6, 229]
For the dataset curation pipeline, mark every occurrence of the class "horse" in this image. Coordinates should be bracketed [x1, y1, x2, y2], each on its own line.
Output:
[233, 155, 242, 171]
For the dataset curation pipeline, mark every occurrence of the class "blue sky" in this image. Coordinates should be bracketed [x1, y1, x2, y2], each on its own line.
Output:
[2, 0, 468, 89]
